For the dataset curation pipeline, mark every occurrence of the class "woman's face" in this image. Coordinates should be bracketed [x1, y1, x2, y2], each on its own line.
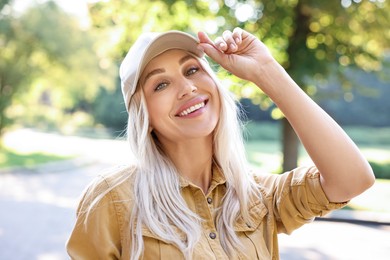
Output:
[140, 49, 220, 144]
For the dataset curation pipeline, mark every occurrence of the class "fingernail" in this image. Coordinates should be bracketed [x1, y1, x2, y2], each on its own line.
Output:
[219, 42, 227, 49]
[235, 37, 241, 44]
[230, 43, 237, 50]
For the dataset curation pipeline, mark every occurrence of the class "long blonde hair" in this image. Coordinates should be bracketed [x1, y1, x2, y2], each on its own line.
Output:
[87, 54, 260, 259]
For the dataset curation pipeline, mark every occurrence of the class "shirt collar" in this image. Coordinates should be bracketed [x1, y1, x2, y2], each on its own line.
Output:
[179, 163, 226, 189]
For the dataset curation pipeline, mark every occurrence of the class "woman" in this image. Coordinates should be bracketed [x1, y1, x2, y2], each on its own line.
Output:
[67, 28, 375, 259]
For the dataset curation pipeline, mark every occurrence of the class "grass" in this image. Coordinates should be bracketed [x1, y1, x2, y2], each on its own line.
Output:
[244, 122, 390, 213]
[245, 140, 282, 173]
[1, 124, 389, 213]
[343, 126, 390, 146]
[348, 179, 390, 213]
[244, 122, 390, 175]
[245, 142, 390, 213]
[0, 146, 72, 169]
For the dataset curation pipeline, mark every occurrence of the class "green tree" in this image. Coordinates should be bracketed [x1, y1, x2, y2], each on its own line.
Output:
[0, 0, 34, 136]
[212, 0, 389, 171]
[0, 1, 112, 136]
[88, 0, 215, 58]
[87, 0, 390, 171]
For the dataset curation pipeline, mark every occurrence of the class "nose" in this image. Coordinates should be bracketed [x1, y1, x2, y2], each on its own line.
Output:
[177, 78, 197, 99]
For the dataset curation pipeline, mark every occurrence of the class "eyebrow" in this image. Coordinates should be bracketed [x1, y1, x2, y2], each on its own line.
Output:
[142, 54, 196, 85]
[179, 54, 194, 65]
[143, 68, 165, 85]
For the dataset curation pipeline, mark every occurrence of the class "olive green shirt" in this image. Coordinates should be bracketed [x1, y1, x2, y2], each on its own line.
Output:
[66, 165, 347, 259]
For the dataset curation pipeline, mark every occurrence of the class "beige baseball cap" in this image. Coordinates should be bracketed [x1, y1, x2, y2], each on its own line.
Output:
[119, 30, 205, 112]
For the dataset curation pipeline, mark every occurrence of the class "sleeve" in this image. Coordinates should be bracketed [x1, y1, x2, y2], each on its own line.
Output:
[257, 166, 348, 234]
[66, 176, 122, 260]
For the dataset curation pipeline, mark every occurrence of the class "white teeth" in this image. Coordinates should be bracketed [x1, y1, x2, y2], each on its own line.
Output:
[179, 102, 205, 116]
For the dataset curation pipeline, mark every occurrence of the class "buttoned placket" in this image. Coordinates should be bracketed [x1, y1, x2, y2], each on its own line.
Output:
[181, 179, 227, 259]
[189, 186, 221, 258]
[178, 164, 230, 259]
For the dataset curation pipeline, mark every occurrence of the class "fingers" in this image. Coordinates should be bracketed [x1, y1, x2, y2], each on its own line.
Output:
[197, 31, 214, 46]
[214, 36, 228, 52]
[218, 30, 236, 52]
[196, 28, 244, 63]
[232, 27, 243, 44]
[216, 28, 244, 53]
[197, 41, 226, 65]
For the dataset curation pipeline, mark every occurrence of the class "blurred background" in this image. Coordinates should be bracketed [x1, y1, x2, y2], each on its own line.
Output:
[0, 0, 389, 259]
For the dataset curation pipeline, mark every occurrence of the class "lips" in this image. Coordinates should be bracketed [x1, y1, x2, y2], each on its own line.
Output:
[175, 96, 209, 117]
[178, 101, 205, 116]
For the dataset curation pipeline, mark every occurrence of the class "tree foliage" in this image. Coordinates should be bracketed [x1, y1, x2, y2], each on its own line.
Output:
[209, 0, 389, 107]
[2, 0, 388, 170]
[86, 0, 390, 111]
[0, 1, 113, 136]
[88, 0, 216, 59]
[216, 0, 390, 170]
[87, 0, 389, 170]
[0, 0, 33, 135]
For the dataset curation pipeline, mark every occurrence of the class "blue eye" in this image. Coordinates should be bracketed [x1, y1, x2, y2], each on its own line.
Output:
[155, 82, 168, 91]
[186, 67, 199, 76]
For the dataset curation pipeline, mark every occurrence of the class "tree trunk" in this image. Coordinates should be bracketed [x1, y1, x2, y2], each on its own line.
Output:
[281, 118, 299, 172]
[281, 1, 309, 172]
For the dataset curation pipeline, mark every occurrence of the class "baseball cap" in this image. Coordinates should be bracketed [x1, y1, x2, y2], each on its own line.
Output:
[119, 30, 205, 111]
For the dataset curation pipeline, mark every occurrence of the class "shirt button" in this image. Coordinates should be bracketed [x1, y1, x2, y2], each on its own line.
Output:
[209, 232, 216, 239]
[207, 197, 212, 204]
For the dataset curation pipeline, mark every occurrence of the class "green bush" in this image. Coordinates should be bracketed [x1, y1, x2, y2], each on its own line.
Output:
[369, 161, 390, 180]
[92, 86, 128, 133]
[344, 126, 390, 146]
[243, 121, 390, 180]
[242, 121, 281, 141]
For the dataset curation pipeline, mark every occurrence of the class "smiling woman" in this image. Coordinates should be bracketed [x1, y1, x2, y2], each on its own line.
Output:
[66, 28, 375, 260]
[141, 49, 220, 150]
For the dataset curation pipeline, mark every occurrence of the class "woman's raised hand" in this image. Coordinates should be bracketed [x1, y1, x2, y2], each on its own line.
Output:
[197, 28, 276, 83]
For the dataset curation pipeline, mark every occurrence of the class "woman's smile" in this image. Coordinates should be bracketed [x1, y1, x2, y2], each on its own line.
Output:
[175, 96, 209, 117]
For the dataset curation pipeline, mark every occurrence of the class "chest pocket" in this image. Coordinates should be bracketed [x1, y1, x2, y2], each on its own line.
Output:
[234, 201, 271, 260]
[141, 226, 185, 260]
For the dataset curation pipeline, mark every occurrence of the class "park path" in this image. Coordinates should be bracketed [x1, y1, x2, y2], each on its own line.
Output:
[1, 129, 389, 260]
[0, 160, 109, 260]
[0, 129, 131, 260]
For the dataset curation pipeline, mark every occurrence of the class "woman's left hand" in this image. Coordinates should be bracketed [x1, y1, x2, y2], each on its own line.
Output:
[197, 28, 275, 83]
